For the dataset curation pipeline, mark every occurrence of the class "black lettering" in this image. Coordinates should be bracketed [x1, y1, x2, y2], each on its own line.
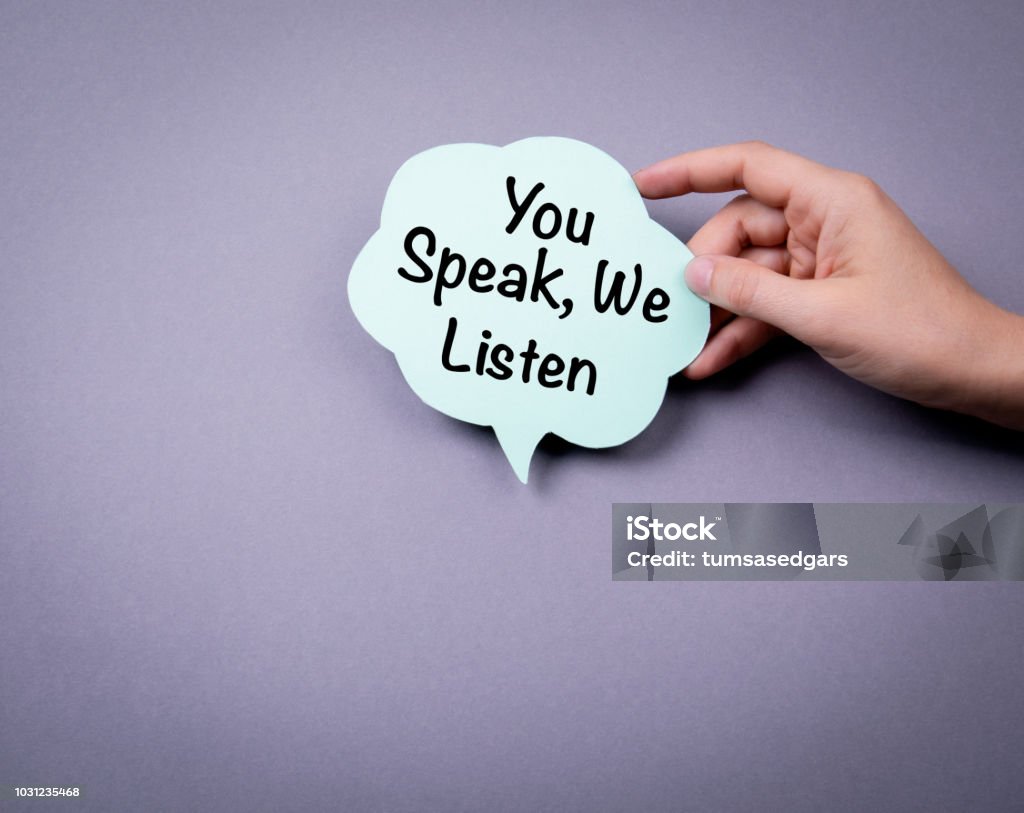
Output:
[529, 248, 563, 310]
[440, 317, 470, 372]
[538, 354, 565, 388]
[532, 202, 561, 239]
[567, 357, 597, 396]
[565, 208, 594, 246]
[519, 339, 540, 383]
[434, 248, 466, 307]
[497, 263, 528, 301]
[642, 288, 670, 323]
[468, 258, 496, 293]
[594, 260, 642, 315]
[505, 176, 544, 235]
[475, 329, 492, 375]
[486, 344, 514, 380]
[397, 226, 435, 282]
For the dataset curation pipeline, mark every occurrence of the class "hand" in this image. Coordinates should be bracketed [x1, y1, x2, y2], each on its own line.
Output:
[633, 142, 1024, 430]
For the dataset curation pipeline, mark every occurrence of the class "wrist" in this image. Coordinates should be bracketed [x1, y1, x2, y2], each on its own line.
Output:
[955, 304, 1024, 430]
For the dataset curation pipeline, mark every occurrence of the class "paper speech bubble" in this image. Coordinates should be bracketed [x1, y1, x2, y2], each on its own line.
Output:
[348, 137, 709, 483]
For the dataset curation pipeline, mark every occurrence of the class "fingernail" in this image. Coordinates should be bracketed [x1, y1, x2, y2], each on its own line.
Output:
[685, 256, 714, 296]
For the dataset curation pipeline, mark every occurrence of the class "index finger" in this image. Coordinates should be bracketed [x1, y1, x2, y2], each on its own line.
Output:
[632, 141, 827, 208]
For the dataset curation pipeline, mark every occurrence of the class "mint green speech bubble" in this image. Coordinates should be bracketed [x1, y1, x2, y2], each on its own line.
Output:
[348, 137, 709, 483]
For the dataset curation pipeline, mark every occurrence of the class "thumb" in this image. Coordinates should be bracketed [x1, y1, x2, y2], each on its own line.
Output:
[685, 254, 816, 337]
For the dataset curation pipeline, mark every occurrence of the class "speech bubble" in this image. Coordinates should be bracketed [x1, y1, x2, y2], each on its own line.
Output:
[348, 137, 709, 483]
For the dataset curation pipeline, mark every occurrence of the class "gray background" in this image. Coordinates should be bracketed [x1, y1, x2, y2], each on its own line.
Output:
[2, 1, 1023, 810]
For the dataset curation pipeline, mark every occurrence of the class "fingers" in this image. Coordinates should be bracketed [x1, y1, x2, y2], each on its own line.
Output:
[684, 317, 780, 379]
[688, 195, 789, 257]
[707, 248, 790, 336]
[740, 246, 791, 275]
[634, 141, 828, 208]
[685, 254, 817, 339]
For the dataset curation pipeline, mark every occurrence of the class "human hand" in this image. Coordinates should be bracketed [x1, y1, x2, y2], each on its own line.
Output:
[633, 142, 1024, 430]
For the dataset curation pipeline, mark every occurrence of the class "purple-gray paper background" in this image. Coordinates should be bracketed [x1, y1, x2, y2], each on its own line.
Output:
[2, 2, 1023, 811]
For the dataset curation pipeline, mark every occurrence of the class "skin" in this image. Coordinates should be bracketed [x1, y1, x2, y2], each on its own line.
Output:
[632, 141, 1024, 430]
